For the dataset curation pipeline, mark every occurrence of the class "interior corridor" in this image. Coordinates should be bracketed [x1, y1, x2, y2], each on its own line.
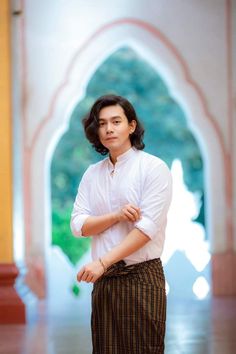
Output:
[0, 292, 236, 354]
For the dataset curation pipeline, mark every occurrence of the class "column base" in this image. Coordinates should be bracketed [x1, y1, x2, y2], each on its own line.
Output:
[212, 251, 236, 296]
[0, 263, 26, 324]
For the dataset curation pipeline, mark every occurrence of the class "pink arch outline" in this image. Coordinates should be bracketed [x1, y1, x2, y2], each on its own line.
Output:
[20, 6, 234, 254]
[31, 18, 226, 154]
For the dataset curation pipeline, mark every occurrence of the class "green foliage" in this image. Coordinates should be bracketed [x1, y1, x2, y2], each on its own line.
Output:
[71, 282, 81, 297]
[51, 203, 91, 265]
[51, 47, 205, 265]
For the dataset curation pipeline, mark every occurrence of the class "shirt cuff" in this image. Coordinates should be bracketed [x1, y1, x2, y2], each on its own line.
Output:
[70, 214, 90, 237]
[134, 216, 158, 240]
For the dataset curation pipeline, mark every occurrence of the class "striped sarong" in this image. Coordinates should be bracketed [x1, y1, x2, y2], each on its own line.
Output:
[91, 258, 166, 354]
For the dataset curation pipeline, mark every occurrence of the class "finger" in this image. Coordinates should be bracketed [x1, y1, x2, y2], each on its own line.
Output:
[86, 274, 94, 283]
[84, 272, 93, 283]
[91, 275, 100, 283]
[125, 206, 141, 221]
[125, 204, 141, 219]
[128, 204, 141, 213]
[131, 206, 141, 219]
[123, 209, 136, 221]
[82, 271, 92, 282]
[77, 268, 85, 282]
[127, 207, 140, 220]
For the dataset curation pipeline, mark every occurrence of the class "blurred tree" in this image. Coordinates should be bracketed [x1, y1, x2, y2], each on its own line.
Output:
[51, 47, 205, 265]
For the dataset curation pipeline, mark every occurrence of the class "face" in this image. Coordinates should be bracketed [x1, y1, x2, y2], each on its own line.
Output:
[98, 105, 136, 157]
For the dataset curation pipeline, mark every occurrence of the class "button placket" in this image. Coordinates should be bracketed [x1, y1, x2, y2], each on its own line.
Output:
[109, 164, 120, 212]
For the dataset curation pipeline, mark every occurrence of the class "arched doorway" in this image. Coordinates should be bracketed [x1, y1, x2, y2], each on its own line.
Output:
[25, 20, 226, 298]
[51, 46, 208, 299]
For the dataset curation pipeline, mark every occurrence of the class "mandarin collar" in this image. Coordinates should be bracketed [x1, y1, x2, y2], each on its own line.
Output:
[108, 147, 137, 166]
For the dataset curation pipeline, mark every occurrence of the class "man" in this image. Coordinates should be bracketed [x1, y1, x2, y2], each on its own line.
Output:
[70, 94, 172, 354]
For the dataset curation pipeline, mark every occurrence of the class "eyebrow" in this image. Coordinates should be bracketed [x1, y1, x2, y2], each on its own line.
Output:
[98, 115, 122, 121]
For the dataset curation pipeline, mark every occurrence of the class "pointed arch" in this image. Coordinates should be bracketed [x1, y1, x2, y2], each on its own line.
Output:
[25, 19, 228, 296]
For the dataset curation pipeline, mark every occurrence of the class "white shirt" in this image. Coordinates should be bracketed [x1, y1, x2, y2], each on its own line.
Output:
[70, 147, 172, 265]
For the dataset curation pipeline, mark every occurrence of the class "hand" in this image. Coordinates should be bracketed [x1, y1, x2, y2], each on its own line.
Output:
[117, 204, 141, 222]
[77, 260, 105, 283]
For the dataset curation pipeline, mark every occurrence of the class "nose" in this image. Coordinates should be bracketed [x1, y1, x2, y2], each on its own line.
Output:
[106, 122, 113, 134]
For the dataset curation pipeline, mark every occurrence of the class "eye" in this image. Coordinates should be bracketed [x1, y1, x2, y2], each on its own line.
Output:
[99, 121, 105, 127]
[114, 120, 121, 124]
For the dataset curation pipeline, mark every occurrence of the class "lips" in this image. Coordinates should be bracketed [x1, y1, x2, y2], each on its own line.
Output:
[106, 137, 117, 141]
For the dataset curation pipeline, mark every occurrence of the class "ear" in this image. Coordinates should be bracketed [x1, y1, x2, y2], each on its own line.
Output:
[129, 120, 137, 134]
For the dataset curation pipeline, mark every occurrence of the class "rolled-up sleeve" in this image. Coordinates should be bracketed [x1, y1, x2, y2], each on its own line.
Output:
[70, 167, 92, 237]
[134, 162, 172, 240]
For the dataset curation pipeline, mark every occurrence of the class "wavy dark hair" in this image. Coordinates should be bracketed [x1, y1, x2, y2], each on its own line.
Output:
[82, 94, 145, 155]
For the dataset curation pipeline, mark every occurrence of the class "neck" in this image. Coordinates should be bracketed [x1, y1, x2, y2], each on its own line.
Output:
[109, 145, 132, 165]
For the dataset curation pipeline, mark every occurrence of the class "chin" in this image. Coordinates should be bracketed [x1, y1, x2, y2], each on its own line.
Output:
[105, 142, 120, 149]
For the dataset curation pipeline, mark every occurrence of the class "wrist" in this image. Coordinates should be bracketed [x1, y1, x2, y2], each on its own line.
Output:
[99, 257, 108, 272]
[101, 253, 115, 269]
[111, 212, 120, 223]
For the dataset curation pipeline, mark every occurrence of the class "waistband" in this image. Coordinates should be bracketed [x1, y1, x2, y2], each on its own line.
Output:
[102, 258, 162, 278]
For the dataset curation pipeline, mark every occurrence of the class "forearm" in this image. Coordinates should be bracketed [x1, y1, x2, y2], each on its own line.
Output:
[81, 212, 119, 236]
[102, 228, 150, 267]
[77, 227, 150, 283]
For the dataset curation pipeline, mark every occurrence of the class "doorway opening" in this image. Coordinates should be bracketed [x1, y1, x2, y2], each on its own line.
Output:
[50, 46, 208, 300]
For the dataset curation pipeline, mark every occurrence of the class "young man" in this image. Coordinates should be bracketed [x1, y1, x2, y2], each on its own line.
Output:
[70, 94, 172, 354]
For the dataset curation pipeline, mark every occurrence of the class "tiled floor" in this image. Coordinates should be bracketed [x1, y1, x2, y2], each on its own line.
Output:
[0, 295, 236, 354]
[166, 297, 236, 354]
